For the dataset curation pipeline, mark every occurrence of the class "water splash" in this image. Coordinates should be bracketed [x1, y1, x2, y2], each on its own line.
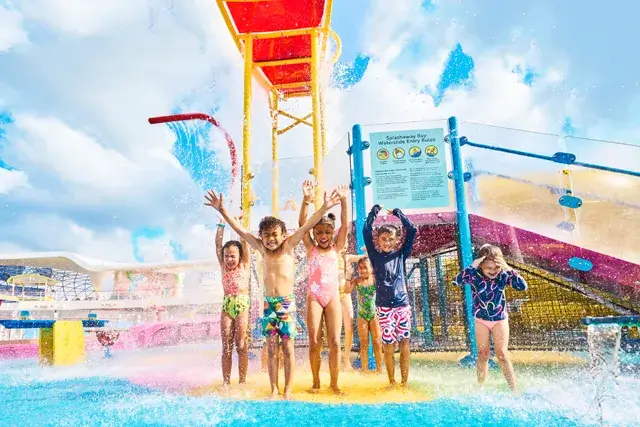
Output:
[586, 323, 622, 425]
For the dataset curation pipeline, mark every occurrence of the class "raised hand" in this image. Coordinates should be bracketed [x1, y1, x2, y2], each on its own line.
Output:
[336, 184, 350, 200]
[498, 258, 512, 272]
[323, 189, 342, 210]
[302, 180, 315, 202]
[470, 256, 485, 269]
[204, 190, 225, 212]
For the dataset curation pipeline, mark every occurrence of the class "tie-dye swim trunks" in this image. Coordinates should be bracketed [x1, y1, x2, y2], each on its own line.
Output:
[262, 294, 297, 339]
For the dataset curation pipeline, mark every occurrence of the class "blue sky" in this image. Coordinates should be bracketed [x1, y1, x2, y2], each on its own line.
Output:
[0, 0, 639, 263]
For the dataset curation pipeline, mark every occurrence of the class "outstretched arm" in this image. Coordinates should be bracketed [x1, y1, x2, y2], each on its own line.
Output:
[363, 205, 381, 255]
[393, 208, 418, 258]
[334, 185, 350, 253]
[286, 189, 342, 249]
[204, 190, 263, 252]
[298, 180, 315, 251]
[215, 218, 225, 266]
[343, 278, 356, 294]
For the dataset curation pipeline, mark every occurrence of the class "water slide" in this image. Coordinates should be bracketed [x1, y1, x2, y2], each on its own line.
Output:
[318, 121, 640, 319]
[431, 155, 638, 317]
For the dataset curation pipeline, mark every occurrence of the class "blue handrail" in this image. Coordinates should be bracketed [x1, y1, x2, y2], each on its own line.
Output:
[462, 139, 640, 178]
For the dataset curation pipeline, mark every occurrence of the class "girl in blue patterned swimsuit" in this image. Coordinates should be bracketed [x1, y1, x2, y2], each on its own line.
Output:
[453, 244, 528, 392]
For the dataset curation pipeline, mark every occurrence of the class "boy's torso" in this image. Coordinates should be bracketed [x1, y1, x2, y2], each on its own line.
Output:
[261, 246, 295, 297]
[370, 250, 409, 308]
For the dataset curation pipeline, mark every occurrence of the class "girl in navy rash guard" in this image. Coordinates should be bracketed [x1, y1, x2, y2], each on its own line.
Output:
[363, 204, 417, 387]
[453, 244, 527, 392]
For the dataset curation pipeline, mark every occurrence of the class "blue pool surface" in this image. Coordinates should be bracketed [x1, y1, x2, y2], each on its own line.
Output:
[0, 343, 637, 426]
[0, 377, 589, 427]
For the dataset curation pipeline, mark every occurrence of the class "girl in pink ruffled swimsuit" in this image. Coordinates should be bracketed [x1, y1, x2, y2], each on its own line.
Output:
[299, 181, 349, 394]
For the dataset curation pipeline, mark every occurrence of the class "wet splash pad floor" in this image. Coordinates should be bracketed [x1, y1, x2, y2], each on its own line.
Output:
[1, 342, 639, 426]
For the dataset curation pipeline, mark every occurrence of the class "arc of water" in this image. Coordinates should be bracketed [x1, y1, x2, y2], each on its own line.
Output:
[148, 113, 239, 204]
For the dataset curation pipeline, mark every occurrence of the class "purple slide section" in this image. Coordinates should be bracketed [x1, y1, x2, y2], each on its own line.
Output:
[469, 214, 640, 301]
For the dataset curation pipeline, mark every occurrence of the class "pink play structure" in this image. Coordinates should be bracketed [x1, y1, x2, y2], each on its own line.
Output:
[0, 317, 222, 360]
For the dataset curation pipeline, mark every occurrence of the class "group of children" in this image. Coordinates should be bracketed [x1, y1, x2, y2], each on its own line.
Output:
[205, 181, 528, 399]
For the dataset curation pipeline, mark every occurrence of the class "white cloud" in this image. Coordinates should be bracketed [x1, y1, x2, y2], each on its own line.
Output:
[0, 5, 28, 51]
[0, 168, 29, 194]
[0, 213, 134, 261]
[0, 0, 636, 265]
[18, 0, 150, 36]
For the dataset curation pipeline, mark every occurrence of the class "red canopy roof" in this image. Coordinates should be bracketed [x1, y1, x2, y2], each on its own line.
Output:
[219, 0, 331, 97]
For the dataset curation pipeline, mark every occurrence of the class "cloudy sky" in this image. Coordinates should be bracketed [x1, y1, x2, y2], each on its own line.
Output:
[0, 0, 638, 264]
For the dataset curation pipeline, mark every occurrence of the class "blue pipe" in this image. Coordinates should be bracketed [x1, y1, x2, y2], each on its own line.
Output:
[351, 125, 367, 253]
[351, 124, 376, 370]
[464, 140, 640, 178]
[448, 117, 478, 365]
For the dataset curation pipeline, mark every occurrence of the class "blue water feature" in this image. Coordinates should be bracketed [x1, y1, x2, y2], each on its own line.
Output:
[0, 377, 586, 427]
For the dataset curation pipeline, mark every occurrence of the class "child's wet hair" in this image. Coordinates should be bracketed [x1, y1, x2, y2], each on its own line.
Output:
[378, 224, 399, 236]
[356, 256, 370, 267]
[315, 212, 336, 229]
[477, 244, 505, 262]
[258, 216, 287, 235]
[222, 240, 243, 260]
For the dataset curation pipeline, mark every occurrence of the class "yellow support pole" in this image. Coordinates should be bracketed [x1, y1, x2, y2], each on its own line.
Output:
[311, 29, 323, 208]
[242, 36, 253, 229]
[320, 86, 327, 158]
[271, 92, 279, 216]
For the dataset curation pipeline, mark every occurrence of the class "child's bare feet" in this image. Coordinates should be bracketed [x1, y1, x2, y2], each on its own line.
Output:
[269, 388, 279, 400]
[330, 385, 345, 396]
[385, 381, 398, 391]
[308, 380, 321, 394]
[284, 389, 293, 400]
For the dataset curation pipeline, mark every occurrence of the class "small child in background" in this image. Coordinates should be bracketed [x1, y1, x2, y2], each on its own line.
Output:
[343, 257, 383, 374]
[452, 244, 528, 392]
[363, 205, 417, 387]
[341, 247, 368, 370]
[338, 250, 355, 370]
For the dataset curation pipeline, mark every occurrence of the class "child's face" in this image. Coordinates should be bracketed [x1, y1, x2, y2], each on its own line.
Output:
[377, 231, 397, 253]
[480, 259, 501, 279]
[357, 260, 372, 279]
[223, 246, 240, 269]
[260, 226, 285, 251]
[313, 224, 334, 249]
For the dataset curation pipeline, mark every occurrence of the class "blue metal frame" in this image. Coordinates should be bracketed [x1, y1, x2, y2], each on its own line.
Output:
[350, 124, 376, 370]
[419, 258, 434, 345]
[435, 254, 448, 339]
[448, 117, 478, 365]
[462, 139, 640, 178]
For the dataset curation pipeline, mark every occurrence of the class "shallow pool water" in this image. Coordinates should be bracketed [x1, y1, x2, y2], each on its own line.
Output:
[1, 343, 637, 426]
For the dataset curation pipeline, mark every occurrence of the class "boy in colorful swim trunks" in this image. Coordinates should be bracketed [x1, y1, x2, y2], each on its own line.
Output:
[205, 189, 342, 399]
[363, 204, 417, 387]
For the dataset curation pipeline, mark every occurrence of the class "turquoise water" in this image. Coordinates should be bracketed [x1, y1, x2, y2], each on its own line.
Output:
[0, 377, 584, 427]
[0, 345, 637, 426]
